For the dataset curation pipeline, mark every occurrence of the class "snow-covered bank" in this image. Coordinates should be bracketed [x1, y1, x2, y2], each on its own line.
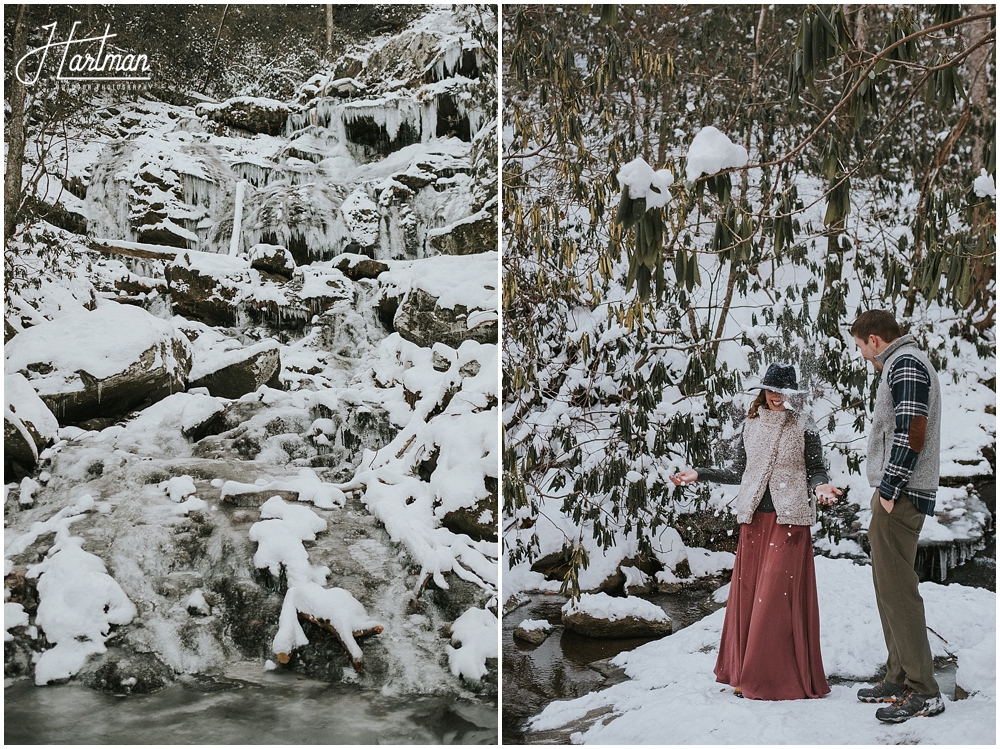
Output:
[526, 556, 995, 744]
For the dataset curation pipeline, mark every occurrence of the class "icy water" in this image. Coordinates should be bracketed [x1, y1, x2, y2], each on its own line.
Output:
[502, 590, 719, 744]
[4, 669, 498, 745]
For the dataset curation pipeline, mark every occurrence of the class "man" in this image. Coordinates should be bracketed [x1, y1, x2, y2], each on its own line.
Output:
[850, 310, 945, 723]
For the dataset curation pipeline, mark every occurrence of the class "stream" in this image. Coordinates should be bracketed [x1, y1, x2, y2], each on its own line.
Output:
[5, 665, 498, 745]
[502, 588, 721, 744]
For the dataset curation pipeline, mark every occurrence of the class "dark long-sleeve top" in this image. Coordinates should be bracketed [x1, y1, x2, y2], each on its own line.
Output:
[695, 427, 830, 513]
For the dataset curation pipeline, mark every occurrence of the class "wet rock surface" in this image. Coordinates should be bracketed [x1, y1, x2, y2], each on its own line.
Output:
[77, 649, 175, 695]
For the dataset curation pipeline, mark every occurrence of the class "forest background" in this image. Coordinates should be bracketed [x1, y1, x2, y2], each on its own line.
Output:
[502, 4, 996, 594]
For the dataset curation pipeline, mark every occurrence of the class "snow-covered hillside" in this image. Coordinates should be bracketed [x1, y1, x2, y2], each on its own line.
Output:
[5, 6, 498, 701]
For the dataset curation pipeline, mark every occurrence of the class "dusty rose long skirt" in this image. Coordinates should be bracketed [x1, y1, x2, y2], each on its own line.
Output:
[714, 510, 830, 700]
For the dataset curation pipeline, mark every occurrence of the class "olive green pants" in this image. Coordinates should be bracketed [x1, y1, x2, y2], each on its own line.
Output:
[867, 489, 939, 695]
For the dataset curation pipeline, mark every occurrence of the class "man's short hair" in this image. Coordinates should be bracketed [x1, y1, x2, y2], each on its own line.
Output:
[850, 310, 902, 342]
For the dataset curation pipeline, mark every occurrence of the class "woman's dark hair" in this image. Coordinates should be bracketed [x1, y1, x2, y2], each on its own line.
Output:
[747, 390, 768, 418]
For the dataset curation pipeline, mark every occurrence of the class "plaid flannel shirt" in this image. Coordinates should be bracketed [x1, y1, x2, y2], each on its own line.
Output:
[878, 353, 936, 512]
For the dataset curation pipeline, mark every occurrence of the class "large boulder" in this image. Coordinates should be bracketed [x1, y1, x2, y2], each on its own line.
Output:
[333, 253, 389, 282]
[561, 592, 672, 639]
[166, 251, 255, 327]
[393, 288, 497, 349]
[249, 243, 295, 279]
[426, 205, 496, 256]
[4, 304, 192, 427]
[4, 373, 60, 478]
[198, 96, 290, 136]
[188, 340, 282, 399]
[379, 252, 498, 349]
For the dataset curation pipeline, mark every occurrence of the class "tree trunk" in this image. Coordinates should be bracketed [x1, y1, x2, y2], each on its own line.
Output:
[963, 5, 995, 321]
[845, 5, 868, 50]
[905, 8, 994, 319]
[818, 218, 846, 336]
[5, 4, 28, 241]
[964, 4, 993, 171]
[326, 4, 334, 61]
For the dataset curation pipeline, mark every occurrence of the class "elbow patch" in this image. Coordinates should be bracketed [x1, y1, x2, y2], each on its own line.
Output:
[908, 415, 927, 453]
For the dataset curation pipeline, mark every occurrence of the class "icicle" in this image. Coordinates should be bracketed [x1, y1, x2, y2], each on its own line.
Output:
[229, 180, 247, 256]
[341, 99, 420, 144]
[421, 100, 438, 144]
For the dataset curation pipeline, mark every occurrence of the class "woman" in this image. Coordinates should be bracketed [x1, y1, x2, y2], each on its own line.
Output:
[670, 362, 842, 700]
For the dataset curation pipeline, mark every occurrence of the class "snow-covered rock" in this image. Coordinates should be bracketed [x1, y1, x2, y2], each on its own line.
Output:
[4, 304, 192, 427]
[273, 583, 384, 670]
[166, 250, 354, 331]
[513, 618, 553, 645]
[333, 253, 389, 281]
[248, 243, 296, 279]
[427, 204, 497, 256]
[446, 606, 498, 680]
[198, 96, 291, 136]
[165, 250, 256, 327]
[440, 489, 498, 543]
[188, 339, 282, 399]
[5, 373, 60, 477]
[27, 529, 138, 685]
[561, 592, 672, 638]
[382, 252, 499, 349]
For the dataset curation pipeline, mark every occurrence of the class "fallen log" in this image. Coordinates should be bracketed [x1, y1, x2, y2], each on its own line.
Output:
[296, 612, 384, 672]
[89, 239, 180, 262]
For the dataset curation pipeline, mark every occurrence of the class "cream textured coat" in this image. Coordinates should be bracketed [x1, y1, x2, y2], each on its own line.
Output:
[736, 408, 817, 526]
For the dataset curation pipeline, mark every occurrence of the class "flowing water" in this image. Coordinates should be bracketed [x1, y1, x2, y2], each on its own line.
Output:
[4, 666, 498, 745]
[501, 589, 720, 744]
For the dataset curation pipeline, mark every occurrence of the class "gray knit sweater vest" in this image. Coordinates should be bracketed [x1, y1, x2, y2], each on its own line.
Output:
[736, 408, 816, 526]
[866, 334, 942, 493]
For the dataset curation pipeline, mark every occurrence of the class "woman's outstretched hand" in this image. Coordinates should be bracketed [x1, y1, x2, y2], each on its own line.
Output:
[670, 469, 699, 486]
[814, 484, 843, 506]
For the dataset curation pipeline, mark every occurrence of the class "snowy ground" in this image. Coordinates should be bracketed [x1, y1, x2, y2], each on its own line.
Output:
[525, 556, 995, 745]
